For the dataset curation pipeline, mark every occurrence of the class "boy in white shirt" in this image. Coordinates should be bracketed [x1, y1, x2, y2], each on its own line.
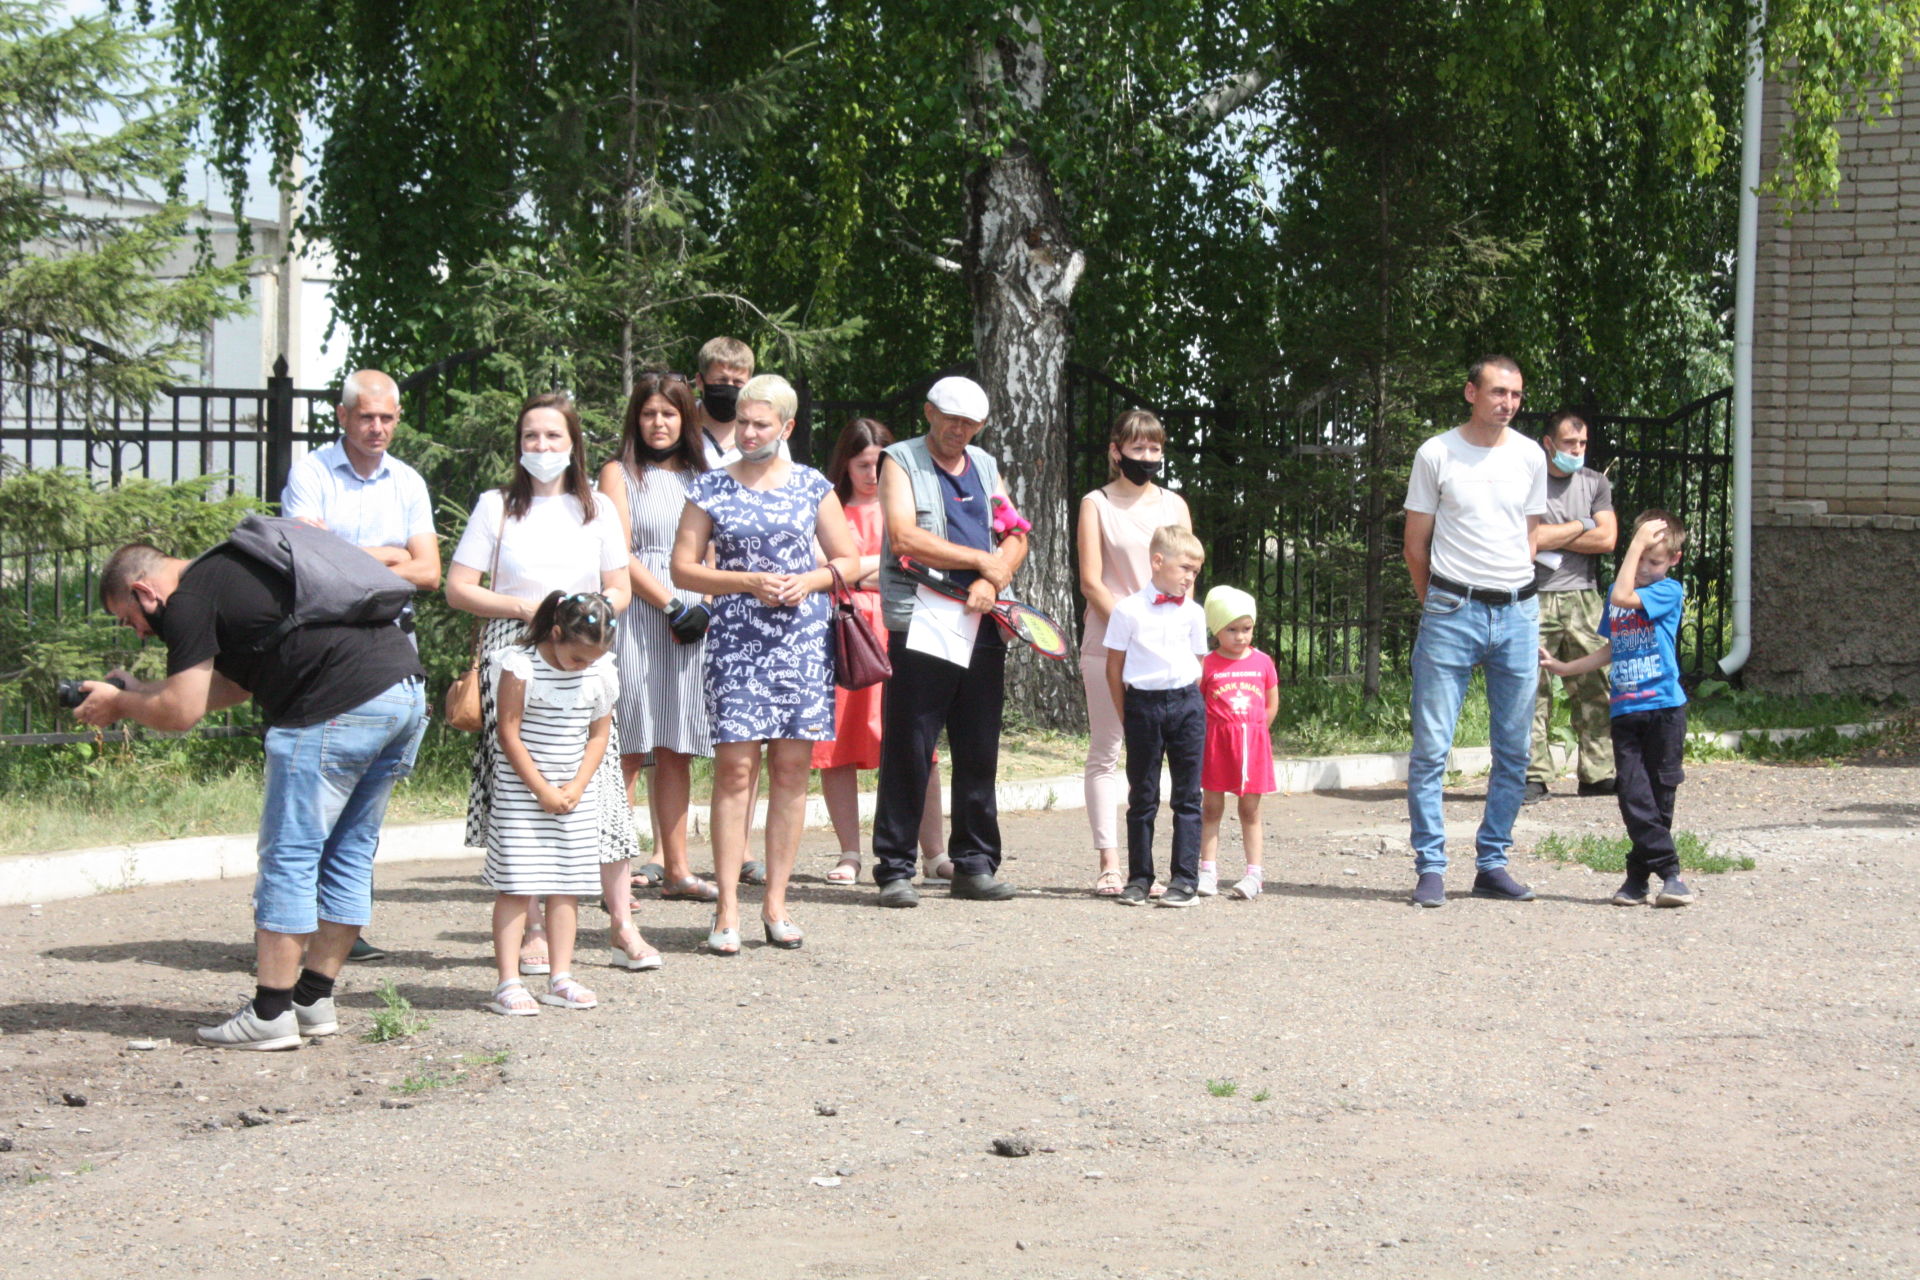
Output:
[1105, 526, 1210, 907]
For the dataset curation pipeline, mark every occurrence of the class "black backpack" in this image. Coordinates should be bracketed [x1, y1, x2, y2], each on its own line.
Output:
[214, 515, 416, 651]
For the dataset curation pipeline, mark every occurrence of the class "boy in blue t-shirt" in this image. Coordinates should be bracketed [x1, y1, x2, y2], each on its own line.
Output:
[1540, 509, 1694, 907]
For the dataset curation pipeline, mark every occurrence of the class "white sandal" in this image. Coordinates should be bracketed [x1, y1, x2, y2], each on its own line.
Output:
[538, 972, 598, 1010]
[825, 854, 861, 885]
[486, 979, 540, 1016]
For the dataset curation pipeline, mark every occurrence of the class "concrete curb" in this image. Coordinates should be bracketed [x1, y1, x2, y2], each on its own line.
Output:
[0, 722, 1880, 907]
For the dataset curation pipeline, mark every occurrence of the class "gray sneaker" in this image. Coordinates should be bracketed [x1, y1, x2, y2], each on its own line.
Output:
[196, 1003, 302, 1051]
[293, 996, 339, 1037]
[1412, 872, 1447, 908]
[1655, 876, 1696, 907]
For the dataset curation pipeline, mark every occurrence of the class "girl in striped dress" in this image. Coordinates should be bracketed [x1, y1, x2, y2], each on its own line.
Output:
[484, 592, 620, 1016]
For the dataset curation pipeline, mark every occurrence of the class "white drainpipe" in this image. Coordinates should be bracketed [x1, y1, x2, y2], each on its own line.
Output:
[1720, 2, 1765, 678]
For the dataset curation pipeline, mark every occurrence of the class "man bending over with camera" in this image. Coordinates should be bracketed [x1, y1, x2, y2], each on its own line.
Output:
[74, 541, 427, 1049]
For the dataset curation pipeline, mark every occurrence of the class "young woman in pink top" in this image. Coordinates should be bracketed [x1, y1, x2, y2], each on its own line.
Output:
[1075, 409, 1192, 896]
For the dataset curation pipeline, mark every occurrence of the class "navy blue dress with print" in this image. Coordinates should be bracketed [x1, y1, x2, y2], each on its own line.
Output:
[688, 465, 836, 743]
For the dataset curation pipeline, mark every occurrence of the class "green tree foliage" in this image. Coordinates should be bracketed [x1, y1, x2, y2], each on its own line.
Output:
[152, 0, 851, 395]
[0, 0, 246, 417]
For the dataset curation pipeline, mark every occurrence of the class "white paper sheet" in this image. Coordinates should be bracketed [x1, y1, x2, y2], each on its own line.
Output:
[1534, 549, 1563, 571]
[905, 585, 982, 667]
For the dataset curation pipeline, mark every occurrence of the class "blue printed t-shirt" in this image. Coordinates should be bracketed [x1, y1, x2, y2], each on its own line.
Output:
[936, 457, 993, 588]
[1598, 576, 1686, 716]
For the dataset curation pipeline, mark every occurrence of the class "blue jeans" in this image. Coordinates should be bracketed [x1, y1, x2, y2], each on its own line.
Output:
[1407, 589, 1539, 875]
[254, 679, 428, 934]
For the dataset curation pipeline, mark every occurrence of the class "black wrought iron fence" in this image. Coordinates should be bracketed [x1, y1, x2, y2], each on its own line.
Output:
[799, 366, 1733, 687]
[1, 332, 339, 742]
[2, 333, 1733, 745]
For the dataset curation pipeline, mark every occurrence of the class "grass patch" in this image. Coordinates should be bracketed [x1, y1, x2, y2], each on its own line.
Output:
[1688, 683, 1898, 732]
[394, 1069, 453, 1095]
[1251, 1087, 1272, 1103]
[1205, 1078, 1239, 1098]
[459, 1048, 510, 1067]
[363, 981, 431, 1044]
[0, 721, 1093, 857]
[393, 1049, 508, 1094]
[1534, 830, 1754, 875]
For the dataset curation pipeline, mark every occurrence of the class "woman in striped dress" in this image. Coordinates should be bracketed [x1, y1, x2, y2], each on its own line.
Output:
[482, 592, 620, 1014]
[597, 371, 715, 903]
[447, 393, 662, 973]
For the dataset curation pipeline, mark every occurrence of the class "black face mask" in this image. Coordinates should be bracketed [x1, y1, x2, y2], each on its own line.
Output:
[701, 382, 740, 424]
[636, 439, 680, 464]
[1117, 455, 1163, 486]
[141, 594, 169, 636]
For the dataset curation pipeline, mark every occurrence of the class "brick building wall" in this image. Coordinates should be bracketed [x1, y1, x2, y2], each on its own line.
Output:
[1748, 69, 1920, 697]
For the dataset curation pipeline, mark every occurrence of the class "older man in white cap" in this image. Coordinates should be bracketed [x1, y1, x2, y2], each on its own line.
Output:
[869, 375, 1030, 907]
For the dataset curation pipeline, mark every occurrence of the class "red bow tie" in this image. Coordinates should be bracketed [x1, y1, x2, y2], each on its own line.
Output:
[1154, 593, 1185, 606]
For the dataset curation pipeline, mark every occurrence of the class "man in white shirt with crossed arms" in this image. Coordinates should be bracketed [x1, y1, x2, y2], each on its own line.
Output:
[1401, 355, 1547, 908]
[281, 368, 440, 957]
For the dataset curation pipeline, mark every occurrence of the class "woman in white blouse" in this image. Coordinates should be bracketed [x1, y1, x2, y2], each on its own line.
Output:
[447, 393, 660, 973]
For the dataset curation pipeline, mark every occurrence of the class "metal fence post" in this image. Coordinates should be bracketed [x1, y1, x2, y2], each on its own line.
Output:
[794, 373, 814, 466]
[264, 354, 294, 504]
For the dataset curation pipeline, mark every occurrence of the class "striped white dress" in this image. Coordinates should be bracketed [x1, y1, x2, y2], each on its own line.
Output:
[482, 645, 619, 896]
[613, 464, 712, 756]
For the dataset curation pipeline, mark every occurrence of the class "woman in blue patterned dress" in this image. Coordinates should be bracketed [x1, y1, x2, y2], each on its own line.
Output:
[671, 374, 859, 956]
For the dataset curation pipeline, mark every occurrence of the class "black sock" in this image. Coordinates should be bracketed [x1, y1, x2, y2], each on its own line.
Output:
[253, 984, 295, 1021]
[291, 968, 335, 1007]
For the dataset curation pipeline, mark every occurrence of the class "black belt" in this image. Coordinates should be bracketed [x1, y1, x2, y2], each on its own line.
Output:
[1429, 573, 1537, 606]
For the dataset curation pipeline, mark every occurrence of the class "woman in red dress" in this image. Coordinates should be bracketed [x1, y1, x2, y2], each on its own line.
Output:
[814, 419, 947, 885]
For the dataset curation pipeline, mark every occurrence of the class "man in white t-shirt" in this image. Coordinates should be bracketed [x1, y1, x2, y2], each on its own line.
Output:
[1401, 355, 1547, 908]
[281, 368, 439, 960]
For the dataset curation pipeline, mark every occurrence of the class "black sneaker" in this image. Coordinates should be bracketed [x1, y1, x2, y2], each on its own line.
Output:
[1655, 876, 1696, 907]
[1611, 878, 1650, 906]
[876, 879, 920, 909]
[1522, 780, 1551, 805]
[1157, 882, 1199, 908]
[347, 937, 387, 962]
[1471, 868, 1536, 901]
[1577, 778, 1618, 797]
[1118, 882, 1150, 906]
[1411, 872, 1446, 908]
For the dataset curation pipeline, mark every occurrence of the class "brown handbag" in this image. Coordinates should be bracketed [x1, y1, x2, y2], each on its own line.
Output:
[443, 504, 505, 731]
[828, 563, 891, 690]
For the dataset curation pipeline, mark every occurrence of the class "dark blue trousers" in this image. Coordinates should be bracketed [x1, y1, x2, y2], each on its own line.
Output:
[1611, 704, 1688, 881]
[872, 627, 1007, 885]
[1123, 683, 1205, 889]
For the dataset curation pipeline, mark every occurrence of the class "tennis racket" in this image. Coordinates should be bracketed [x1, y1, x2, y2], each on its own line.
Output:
[896, 557, 1072, 660]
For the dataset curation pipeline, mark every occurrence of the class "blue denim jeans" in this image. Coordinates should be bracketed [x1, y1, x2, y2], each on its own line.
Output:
[254, 678, 428, 934]
[1407, 588, 1539, 875]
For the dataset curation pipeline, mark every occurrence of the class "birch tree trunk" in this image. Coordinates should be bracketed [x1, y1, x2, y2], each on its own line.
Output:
[963, 17, 1086, 731]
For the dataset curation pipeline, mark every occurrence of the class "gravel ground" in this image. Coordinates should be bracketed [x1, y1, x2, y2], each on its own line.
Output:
[2, 753, 1917, 1279]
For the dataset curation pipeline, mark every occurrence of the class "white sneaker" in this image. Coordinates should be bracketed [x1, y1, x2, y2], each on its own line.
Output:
[196, 1003, 302, 1051]
[1229, 872, 1264, 900]
[1196, 867, 1219, 896]
[292, 996, 339, 1037]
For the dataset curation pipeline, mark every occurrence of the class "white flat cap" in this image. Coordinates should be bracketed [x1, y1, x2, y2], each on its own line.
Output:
[926, 376, 990, 423]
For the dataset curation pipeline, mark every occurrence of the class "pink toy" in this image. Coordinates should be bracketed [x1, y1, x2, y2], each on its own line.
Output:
[990, 494, 1032, 540]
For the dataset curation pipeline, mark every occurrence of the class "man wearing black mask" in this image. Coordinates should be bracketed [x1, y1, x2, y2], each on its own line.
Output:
[695, 336, 787, 468]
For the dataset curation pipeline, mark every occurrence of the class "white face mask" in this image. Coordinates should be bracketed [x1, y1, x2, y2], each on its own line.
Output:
[519, 449, 572, 483]
[738, 437, 782, 463]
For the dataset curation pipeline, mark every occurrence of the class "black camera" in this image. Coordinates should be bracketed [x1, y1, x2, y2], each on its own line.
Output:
[56, 675, 126, 709]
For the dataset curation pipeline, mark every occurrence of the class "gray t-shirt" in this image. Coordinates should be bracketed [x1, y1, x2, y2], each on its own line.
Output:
[1535, 466, 1614, 591]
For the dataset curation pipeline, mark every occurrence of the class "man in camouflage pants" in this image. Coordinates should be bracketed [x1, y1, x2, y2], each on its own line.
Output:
[1526, 410, 1619, 802]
